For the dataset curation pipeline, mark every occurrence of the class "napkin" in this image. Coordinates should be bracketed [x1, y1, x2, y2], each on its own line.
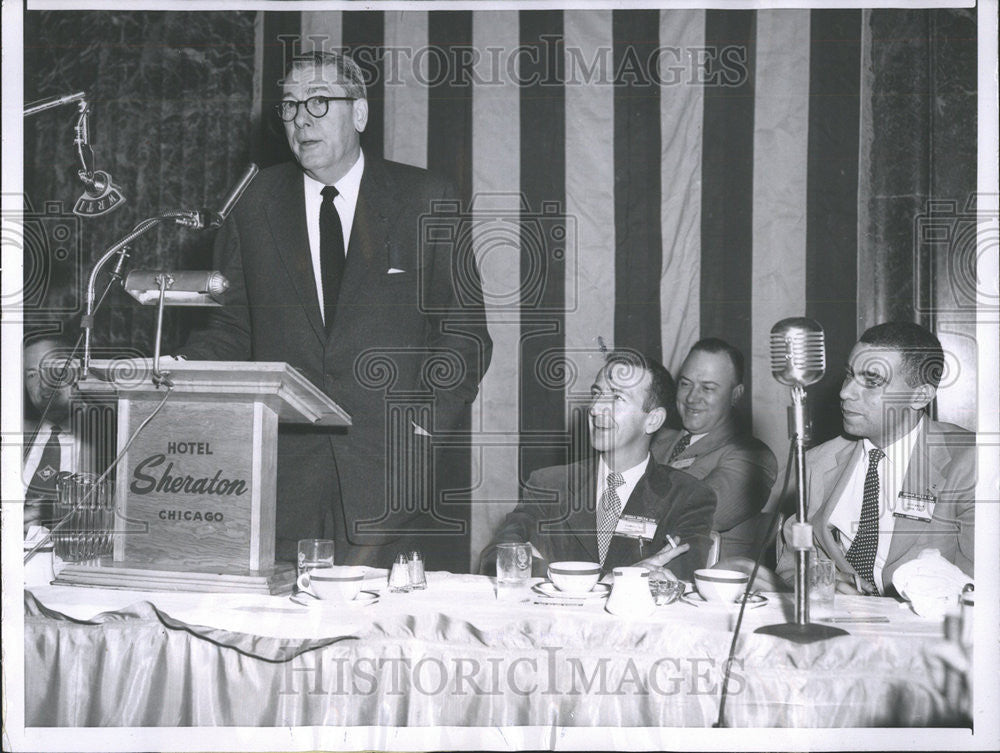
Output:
[892, 548, 973, 619]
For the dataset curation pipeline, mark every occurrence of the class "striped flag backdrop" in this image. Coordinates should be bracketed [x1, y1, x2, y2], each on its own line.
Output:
[246, 7, 976, 567]
[16, 6, 962, 571]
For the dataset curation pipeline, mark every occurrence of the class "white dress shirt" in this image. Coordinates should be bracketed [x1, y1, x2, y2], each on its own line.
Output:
[595, 454, 650, 531]
[827, 417, 924, 593]
[303, 151, 364, 325]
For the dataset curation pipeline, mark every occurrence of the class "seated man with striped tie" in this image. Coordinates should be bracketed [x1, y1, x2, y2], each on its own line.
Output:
[22, 335, 78, 533]
[775, 322, 975, 595]
[651, 338, 778, 561]
[482, 350, 717, 582]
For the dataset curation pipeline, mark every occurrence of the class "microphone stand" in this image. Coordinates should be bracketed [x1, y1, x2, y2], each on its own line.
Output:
[755, 384, 847, 644]
[81, 210, 214, 376]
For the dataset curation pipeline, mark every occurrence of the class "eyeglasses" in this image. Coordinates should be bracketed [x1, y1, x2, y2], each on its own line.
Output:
[275, 95, 355, 122]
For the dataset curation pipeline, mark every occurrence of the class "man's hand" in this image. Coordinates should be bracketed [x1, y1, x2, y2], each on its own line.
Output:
[23, 501, 44, 534]
[634, 541, 690, 582]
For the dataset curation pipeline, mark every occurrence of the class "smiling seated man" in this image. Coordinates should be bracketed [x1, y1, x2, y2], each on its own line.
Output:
[652, 338, 777, 561]
[774, 322, 975, 596]
[481, 350, 717, 583]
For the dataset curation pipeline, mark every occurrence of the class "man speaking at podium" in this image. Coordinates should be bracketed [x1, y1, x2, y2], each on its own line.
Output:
[180, 52, 492, 569]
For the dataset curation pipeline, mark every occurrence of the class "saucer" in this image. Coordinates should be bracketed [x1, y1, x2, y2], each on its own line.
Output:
[290, 590, 379, 607]
[532, 581, 611, 600]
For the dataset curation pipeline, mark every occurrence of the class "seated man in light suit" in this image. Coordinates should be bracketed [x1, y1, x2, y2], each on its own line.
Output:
[482, 350, 717, 582]
[652, 338, 777, 560]
[776, 322, 974, 595]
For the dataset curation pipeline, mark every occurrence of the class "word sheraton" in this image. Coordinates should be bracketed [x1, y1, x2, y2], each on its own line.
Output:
[129, 453, 248, 496]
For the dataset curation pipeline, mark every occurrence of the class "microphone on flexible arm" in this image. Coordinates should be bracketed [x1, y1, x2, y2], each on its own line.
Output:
[175, 163, 259, 230]
[755, 317, 847, 643]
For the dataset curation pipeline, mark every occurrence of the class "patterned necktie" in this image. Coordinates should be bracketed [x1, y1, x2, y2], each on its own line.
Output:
[597, 472, 625, 565]
[668, 433, 692, 465]
[845, 448, 885, 591]
[319, 185, 346, 330]
[27, 425, 62, 526]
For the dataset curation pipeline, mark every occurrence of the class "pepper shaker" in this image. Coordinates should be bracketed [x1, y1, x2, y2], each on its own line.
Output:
[408, 550, 427, 590]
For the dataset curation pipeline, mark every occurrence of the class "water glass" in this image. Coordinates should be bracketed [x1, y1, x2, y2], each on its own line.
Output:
[808, 555, 837, 616]
[52, 474, 114, 562]
[496, 542, 532, 599]
[297, 538, 334, 593]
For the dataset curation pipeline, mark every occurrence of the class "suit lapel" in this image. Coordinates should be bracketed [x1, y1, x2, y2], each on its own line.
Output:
[885, 420, 949, 567]
[812, 440, 862, 576]
[566, 460, 600, 562]
[332, 157, 394, 318]
[679, 419, 739, 459]
[263, 165, 325, 343]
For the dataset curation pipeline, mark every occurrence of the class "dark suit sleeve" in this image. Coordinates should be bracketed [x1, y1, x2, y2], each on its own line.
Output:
[657, 475, 717, 582]
[419, 185, 493, 432]
[478, 471, 557, 574]
[176, 217, 253, 362]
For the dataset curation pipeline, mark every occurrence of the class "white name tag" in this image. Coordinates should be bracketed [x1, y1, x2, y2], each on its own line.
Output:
[615, 514, 658, 541]
[671, 457, 695, 470]
[893, 491, 936, 522]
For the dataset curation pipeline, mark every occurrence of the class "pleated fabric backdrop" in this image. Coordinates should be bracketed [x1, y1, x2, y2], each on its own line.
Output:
[22, 7, 976, 570]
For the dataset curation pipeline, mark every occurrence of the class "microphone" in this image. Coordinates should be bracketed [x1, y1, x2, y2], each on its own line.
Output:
[770, 317, 826, 387]
[174, 163, 259, 230]
[209, 163, 259, 228]
[74, 170, 127, 218]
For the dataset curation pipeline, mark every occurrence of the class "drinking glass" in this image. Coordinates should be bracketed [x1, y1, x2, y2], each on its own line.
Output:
[496, 542, 532, 599]
[297, 538, 334, 593]
[808, 555, 836, 616]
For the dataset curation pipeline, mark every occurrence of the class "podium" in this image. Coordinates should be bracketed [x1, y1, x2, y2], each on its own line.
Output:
[55, 359, 350, 594]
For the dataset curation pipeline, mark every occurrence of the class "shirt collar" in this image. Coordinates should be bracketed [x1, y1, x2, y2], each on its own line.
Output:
[598, 453, 650, 485]
[862, 415, 924, 466]
[302, 150, 365, 200]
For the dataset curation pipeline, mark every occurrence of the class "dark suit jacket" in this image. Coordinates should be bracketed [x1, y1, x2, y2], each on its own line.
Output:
[775, 419, 975, 594]
[652, 418, 777, 559]
[180, 158, 492, 566]
[484, 459, 717, 581]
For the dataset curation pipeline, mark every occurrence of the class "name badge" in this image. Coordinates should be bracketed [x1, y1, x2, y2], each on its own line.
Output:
[893, 491, 936, 522]
[671, 457, 696, 470]
[615, 514, 658, 541]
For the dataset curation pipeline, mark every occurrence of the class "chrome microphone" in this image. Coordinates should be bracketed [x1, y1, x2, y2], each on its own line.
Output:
[210, 163, 259, 228]
[770, 317, 826, 387]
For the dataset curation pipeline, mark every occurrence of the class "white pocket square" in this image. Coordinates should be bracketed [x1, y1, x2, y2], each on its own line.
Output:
[387, 267, 407, 274]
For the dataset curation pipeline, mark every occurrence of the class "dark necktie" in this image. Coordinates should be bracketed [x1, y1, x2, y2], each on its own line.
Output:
[28, 425, 62, 495]
[320, 185, 346, 330]
[597, 472, 626, 565]
[28, 425, 62, 525]
[845, 448, 885, 591]
[668, 433, 692, 465]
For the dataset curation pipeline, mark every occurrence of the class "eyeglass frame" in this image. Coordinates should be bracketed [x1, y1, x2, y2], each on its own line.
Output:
[274, 95, 357, 122]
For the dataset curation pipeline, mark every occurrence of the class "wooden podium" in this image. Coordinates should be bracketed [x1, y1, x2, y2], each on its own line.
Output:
[55, 359, 350, 594]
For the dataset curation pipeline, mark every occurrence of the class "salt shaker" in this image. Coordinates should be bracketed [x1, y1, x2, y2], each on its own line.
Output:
[408, 550, 427, 590]
[389, 552, 411, 593]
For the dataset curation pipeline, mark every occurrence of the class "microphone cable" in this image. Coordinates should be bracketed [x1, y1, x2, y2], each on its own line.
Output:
[714, 437, 796, 728]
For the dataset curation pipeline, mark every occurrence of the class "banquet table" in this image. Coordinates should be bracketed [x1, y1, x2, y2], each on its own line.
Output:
[23, 570, 969, 730]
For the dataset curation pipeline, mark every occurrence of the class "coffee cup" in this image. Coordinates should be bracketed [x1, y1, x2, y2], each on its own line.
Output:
[310, 566, 365, 601]
[548, 561, 601, 595]
[694, 568, 749, 603]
